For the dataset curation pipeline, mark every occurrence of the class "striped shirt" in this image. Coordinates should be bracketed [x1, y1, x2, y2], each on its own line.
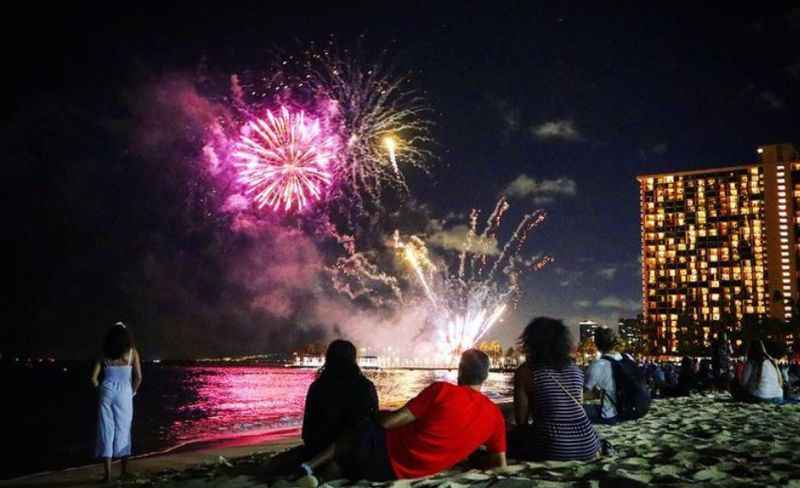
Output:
[516, 363, 600, 461]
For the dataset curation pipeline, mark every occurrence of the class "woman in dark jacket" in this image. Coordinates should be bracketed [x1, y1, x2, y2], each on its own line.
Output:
[263, 340, 378, 477]
[301, 340, 379, 458]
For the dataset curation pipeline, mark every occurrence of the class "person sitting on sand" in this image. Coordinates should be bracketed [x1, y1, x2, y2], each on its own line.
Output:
[302, 340, 378, 458]
[510, 317, 600, 461]
[293, 349, 507, 484]
[263, 339, 378, 476]
[735, 340, 784, 403]
[583, 327, 622, 424]
[662, 356, 698, 397]
[91, 322, 142, 482]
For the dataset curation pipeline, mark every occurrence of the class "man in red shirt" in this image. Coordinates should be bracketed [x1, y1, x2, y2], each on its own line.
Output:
[294, 349, 507, 484]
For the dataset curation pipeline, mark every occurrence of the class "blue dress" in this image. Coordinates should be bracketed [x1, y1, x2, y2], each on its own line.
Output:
[95, 351, 134, 458]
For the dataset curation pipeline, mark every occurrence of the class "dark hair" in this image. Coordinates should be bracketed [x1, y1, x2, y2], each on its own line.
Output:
[319, 340, 361, 381]
[594, 327, 616, 353]
[103, 323, 134, 360]
[459, 349, 490, 385]
[746, 340, 776, 385]
[747, 340, 767, 363]
[519, 317, 574, 370]
[764, 339, 786, 359]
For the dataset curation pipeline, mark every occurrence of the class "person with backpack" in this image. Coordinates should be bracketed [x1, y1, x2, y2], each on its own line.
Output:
[583, 327, 650, 423]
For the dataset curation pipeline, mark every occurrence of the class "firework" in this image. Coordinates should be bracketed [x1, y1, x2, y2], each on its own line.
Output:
[233, 106, 339, 212]
[395, 199, 550, 356]
[265, 44, 433, 202]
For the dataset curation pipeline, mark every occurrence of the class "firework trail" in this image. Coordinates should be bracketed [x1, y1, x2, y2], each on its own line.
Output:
[319, 220, 404, 307]
[383, 136, 400, 177]
[395, 200, 550, 356]
[329, 252, 404, 306]
[233, 106, 339, 212]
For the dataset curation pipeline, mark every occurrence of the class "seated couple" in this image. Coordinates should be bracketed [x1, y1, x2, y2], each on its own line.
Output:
[288, 317, 603, 485]
[294, 345, 506, 484]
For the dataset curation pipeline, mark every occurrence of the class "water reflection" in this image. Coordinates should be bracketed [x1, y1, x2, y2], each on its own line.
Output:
[164, 367, 512, 446]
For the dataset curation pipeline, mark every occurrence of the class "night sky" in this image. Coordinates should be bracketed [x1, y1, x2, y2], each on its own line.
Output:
[7, 4, 800, 359]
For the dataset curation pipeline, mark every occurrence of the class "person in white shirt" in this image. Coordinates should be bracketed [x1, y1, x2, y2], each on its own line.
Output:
[740, 340, 783, 403]
[583, 327, 621, 424]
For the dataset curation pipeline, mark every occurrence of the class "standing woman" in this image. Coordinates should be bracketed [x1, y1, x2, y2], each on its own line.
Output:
[91, 322, 142, 482]
[510, 317, 600, 461]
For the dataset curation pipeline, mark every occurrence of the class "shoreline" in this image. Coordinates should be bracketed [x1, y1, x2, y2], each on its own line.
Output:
[4, 396, 800, 487]
[5, 401, 512, 486]
[3, 427, 302, 485]
[2, 434, 302, 487]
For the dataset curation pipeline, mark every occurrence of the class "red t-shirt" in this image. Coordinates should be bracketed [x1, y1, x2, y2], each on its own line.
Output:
[385, 381, 506, 479]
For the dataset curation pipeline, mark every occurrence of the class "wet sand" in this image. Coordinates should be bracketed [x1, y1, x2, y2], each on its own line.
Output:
[2, 431, 301, 488]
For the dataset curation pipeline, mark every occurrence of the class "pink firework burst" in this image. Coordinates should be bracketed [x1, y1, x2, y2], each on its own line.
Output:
[233, 106, 338, 212]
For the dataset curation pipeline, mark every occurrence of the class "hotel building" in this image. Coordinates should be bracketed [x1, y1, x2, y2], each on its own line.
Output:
[638, 143, 800, 354]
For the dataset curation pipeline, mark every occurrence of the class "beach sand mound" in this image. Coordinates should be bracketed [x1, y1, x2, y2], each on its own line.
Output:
[116, 394, 800, 487]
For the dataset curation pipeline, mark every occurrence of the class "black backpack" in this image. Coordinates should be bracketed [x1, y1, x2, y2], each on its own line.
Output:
[601, 354, 651, 420]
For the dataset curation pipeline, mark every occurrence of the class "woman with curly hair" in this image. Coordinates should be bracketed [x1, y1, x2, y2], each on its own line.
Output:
[510, 317, 600, 461]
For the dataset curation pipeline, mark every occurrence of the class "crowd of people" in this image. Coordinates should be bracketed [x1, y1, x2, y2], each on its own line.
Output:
[278, 318, 642, 485]
[90, 319, 800, 485]
[639, 336, 800, 403]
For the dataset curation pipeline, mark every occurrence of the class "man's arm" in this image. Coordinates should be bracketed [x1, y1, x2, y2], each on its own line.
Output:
[378, 407, 416, 430]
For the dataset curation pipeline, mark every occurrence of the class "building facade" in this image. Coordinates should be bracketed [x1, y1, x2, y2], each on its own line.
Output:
[578, 320, 600, 344]
[618, 315, 644, 349]
[638, 144, 800, 354]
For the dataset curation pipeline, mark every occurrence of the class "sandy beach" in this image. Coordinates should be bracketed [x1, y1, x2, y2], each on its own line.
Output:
[6, 394, 800, 487]
[2, 431, 301, 488]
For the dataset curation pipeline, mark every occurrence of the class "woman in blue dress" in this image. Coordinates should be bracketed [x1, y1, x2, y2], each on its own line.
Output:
[91, 322, 142, 482]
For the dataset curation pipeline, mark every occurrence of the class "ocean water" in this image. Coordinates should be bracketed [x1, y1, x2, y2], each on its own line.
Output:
[2, 362, 512, 479]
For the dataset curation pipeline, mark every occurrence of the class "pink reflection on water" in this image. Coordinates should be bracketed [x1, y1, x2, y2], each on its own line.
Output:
[171, 367, 316, 444]
[166, 367, 511, 448]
